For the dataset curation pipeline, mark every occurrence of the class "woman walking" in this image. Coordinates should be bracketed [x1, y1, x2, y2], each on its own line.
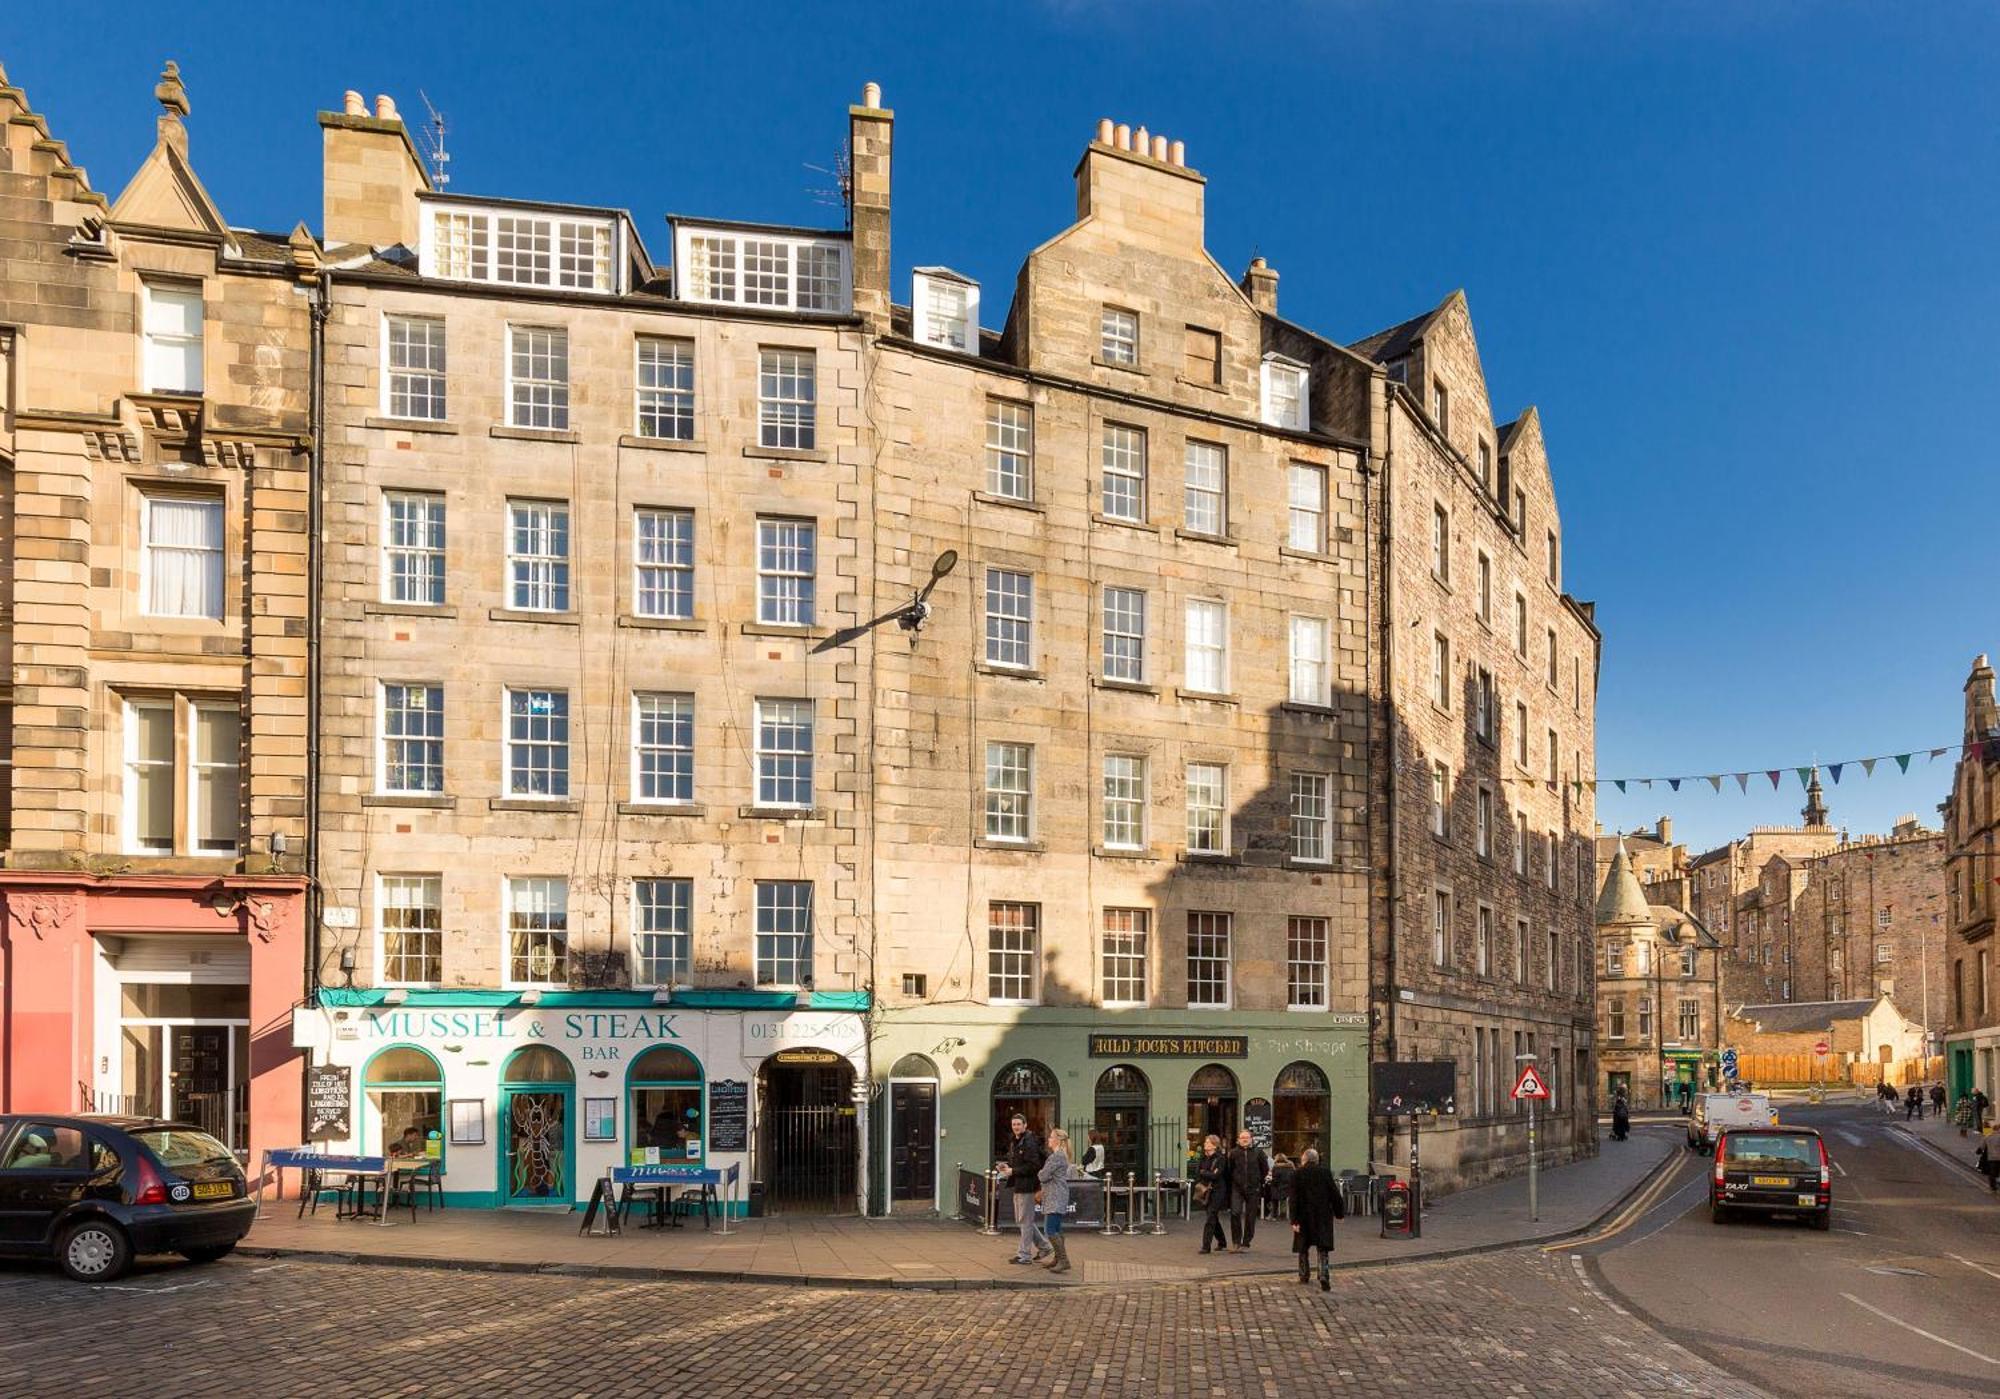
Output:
[1038, 1127, 1075, 1274]
[1195, 1134, 1230, 1256]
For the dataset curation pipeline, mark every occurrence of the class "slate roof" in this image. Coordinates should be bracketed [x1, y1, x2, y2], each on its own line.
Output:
[1730, 999, 1877, 1034]
[1348, 303, 1441, 364]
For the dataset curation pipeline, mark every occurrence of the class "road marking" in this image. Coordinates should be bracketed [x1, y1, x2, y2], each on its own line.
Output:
[1832, 1158, 1848, 1177]
[1950, 1253, 2000, 1282]
[1840, 1292, 2000, 1366]
[1543, 1153, 1686, 1252]
[1837, 1130, 1863, 1147]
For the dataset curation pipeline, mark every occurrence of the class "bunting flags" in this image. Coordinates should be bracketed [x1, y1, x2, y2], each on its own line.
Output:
[1586, 741, 1969, 797]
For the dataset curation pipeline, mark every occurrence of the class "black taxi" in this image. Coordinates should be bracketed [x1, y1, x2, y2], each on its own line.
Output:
[1709, 1123, 1831, 1230]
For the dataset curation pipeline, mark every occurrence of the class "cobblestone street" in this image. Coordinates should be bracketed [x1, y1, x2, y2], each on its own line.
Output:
[0, 1248, 1759, 1397]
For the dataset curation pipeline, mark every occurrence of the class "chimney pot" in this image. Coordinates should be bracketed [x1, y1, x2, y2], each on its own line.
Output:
[862, 80, 882, 108]
[1097, 117, 1115, 145]
[1169, 139, 1186, 166]
[1150, 134, 1168, 160]
[1134, 125, 1149, 153]
[343, 90, 366, 117]
[375, 94, 398, 121]
[1114, 123, 1131, 150]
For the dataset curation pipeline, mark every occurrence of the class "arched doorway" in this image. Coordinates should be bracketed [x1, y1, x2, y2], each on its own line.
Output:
[1272, 1061, 1330, 1163]
[887, 1053, 938, 1208]
[757, 1049, 856, 1214]
[627, 1045, 704, 1162]
[1185, 1063, 1239, 1164]
[1094, 1064, 1150, 1181]
[363, 1045, 443, 1162]
[499, 1045, 573, 1203]
[990, 1060, 1059, 1162]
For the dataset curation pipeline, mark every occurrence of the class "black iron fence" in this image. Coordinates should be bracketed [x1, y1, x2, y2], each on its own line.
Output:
[763, 1104, 856, 1214]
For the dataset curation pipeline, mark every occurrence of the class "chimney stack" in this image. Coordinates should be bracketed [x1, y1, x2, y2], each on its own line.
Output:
[319, 86, 429, 250]
[847, 80, 894, 335]
[1077, 117, 1205, 252]
[1240, 256, 1278, 315]
[1967, 653, 1998, 743]
[1657, 816, 1673, 846]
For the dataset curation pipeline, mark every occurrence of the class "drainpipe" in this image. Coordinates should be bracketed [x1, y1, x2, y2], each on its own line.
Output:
[304, 269, 328, 1020]
[1377, 379, 1400, 1172]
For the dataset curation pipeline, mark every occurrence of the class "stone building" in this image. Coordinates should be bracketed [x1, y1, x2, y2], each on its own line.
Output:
[1594, 841, 1722, 1108]
[1688, 777, 1840, 1002]
[1944, 654, 2000, 1105]
[1793, 819, 1947, 1032]
[0, 62, 311, 1163]
[1596, 817, 1686, 910]
[1355, 291, 1601, 1189]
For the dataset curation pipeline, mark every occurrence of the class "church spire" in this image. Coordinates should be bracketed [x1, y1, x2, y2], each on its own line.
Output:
[1802, 768, 1829, 829]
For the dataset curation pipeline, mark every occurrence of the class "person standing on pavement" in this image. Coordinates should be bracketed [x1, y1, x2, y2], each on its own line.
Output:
[1289, 1147, 1345, 1291]
[1195, 1134, 1230, 1256]
[1226, 1129, 1269, 1251]
[1611, 1093, 1630, 1142]
[1931, 1083, 1947, 1118]
[1978, 1139, 2000, 1194]
[1976, 1089, 1993, 1130]
[997, 1113, 1050, 1265]
[1906, 1084, 1924, 1120]
[1038, 1127, 1074, 1274]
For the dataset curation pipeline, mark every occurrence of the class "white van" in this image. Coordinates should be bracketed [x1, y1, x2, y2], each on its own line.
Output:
[1689, 1092, 1776, 1151]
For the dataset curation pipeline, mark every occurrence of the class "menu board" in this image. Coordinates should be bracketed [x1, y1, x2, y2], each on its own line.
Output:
[307, 1064, 351, 1141]
[709, 1079, 748, 1152]
[1244, 1097, 1273, 1151]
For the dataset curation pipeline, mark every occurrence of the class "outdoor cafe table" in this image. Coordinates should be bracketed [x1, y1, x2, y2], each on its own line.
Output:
[257, 1148, 432, 1227]
[606, 1163, 740, 1236]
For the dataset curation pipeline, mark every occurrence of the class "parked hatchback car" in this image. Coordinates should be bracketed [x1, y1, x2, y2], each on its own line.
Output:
[1710, 1124, 1831, 1229]
[0, 1115, 255, 1281]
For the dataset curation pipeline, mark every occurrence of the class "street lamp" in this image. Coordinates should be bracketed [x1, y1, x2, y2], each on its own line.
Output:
[897, 550, 959, 633]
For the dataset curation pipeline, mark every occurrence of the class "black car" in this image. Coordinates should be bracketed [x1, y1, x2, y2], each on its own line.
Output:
[0, 1114, 256, 1281]
[1709, 1124, 1831, 1230]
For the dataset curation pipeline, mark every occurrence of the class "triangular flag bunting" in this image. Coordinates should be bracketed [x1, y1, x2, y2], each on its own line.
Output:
[1861, 758, 1877, 777]
[1930, 748, 1948, 761]
[1641, 779, 1653, 789]
[1614, 780, 1626, 794]
[1707, 776, 1723, 793]
[1895, 753, 1912, 774]
[1766, 770, 1781, 790]
[1669, 778, 1681, 792]
[1734, 773, 1750, 793]
[1796, 767, 1814, 790]
[1828, 763, 1843, 784]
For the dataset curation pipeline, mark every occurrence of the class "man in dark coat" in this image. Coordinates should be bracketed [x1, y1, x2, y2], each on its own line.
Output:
[1290, 1148, 1345, 1291]
[1226, 1129, 1269, 1251]
[996, 1113, 1050, 1264]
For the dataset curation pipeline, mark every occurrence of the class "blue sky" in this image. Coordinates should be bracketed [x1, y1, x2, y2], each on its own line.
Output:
[10, 1, 1993, 853]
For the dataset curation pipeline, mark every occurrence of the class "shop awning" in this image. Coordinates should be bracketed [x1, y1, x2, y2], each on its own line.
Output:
[1662, 1048, 1708, 1062]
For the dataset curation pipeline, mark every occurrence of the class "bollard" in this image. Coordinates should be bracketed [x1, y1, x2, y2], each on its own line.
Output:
[981, 1168, 1002, 1236]
[1149, 1170, 1167, 1235]
[1099, 1171, 1123, 1235]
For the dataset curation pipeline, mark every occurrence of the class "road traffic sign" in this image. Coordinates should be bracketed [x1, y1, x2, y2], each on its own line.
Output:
[1813, 1039, 1830, 1057]
[1720, 1047, 1740, 1077]
[1511, 1064, 1550, 1100]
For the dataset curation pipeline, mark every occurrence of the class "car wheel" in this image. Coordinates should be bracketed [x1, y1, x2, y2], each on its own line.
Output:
[1710, 1201, 1728, 1224]
[181, 1244, 236, 1264]
[58, 1220, 131, 1283]
[1810, 1210, 1831, 1232]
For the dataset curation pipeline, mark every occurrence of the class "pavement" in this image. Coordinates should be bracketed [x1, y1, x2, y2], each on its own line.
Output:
[234, 1131, 1676, 1290]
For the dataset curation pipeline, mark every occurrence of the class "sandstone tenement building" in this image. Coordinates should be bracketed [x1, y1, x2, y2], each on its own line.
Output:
[1593, 841, 1722, 1108]
[1596, 817, 1687, 910]
[1944, 653, 2000, 1106]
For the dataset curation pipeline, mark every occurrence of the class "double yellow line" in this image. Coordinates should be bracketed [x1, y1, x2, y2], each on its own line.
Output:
[1543, 1148, 1691, 1253]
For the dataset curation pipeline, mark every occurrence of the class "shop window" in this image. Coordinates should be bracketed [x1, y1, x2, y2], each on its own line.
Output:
[990, 1060, 1059, 1163]
[1094, 1064, 1151, 1181]
[1272, 1061, 1330, 1164]
[1185, 1062, 1239, 1165]
[628, 1045, 703, 1162]
[364, 1045, 443, 1162]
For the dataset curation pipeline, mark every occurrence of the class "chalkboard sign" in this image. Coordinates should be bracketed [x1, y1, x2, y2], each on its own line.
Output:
[1244, 1097, 1273, 1151]
[709, 1079, 748, 1152]
[307, 1064, 351, 1141]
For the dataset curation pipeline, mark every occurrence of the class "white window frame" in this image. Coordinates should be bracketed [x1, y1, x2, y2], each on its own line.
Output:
[634, 336, 695, 441]
[120, 697, 174, 856]
[1100, 423, 1147, 522]
[1286, 916, 1329, 1011]
[1431, 502, 1450, 582]
[914, 271, 979, 352]
[188, 703, 239, 855]
[984, 741, 1032, 842]
[1476, 785, 1493, 859]
[1431, 888, 1451, 967]
[1431, 761, 1449, 839]
[758, 348, 817, 450]
[1476, 551, 1492, 624]
[506, 324, 569, 430]
[139, 493, 225, 620]
[753, 880, 815, 989]
[986, 902, 1040, 1006]
[503, 688, 570, 799]
[630, 692, 694, 806]
[503, 875, 570, 989]
[983, 568, 1033, 669]
[632, 507, 694, 621]
[1184, 761, 1226, 856]
[1288, 615, 1330, 706]
[507, 499, 571, 612]
[1187, 911, 1233, 1010]
[985, 398, 1033, 501]
[632, 878, 693, 987]
[756, 517, 817, 627]
[142, 279, 204, 394]
[1287, 462, 1327, 552]
[675, 226, 849, 313]
[753, 698, 814, 809]
[383, 314, 447, 421]
[376, 873, 444, 988]
[1183, 440, 1227, 536]
[425, 204, 619, 292]
[1477, 904, 1494, 977]
[1185, 598, 1229, 694]
[1261, 356, 1308, 431]
[1101, 586, 1146, 684]
[377, 682, 445, 796]
[1100, 306, 1140, 367]
[382, 491, 446, 607]
[1290, 772, 1332, 864]
[1102, 754, 1148, 851]
[1102, 908, 1150, 1008]
[1433, 632, 1451, 709]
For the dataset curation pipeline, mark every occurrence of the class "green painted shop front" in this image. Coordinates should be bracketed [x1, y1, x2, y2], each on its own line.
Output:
[868, 1007, 1369, 1214]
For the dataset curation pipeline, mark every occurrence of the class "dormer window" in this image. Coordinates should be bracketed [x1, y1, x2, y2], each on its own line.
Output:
[424, 202, 619, 292]
[1260, 356, 1308, 431]
[913, 269, 978, 353]
[143, 280, 204, 394]
[675, 224, 849, 313]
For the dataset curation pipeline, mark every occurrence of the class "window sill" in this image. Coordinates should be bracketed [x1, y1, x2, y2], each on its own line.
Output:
[1091, 676, 1157, 696]
[1092, 355, 1145, 376]
[619, 614, 705, 632]
[1287, 858, 1335, 873]
[1278, 546, 1338, 565]
[1091, 512, 1158, 533]
[1175, 851, 1238, 867]
[490, 425, 582, 444]
[487, 798, 582, 814]
[366, 416, 458, 436]
[1176, 688, 1238, 706]
[1094, 845, 1160, 862]
[619, 434, 704, 453]
[972, 490, 1045, 514]
[741, 622, 827, 640]
[618, 801, 707, 817]
[364, 601, 458, 619]
[1174, 528, 1237, 548]
[974, 661, 1044, 681]
[742, 445, 828, 464]
[735, 806, 828, 826]
[1279, 700, 1337, 718]
[489, 608, 581, 625]
[1174, 375, 1223, 394]
[362, 794, 456, 810]
[1431, 572, 1453, 594]
[974, 838, 1046, 853]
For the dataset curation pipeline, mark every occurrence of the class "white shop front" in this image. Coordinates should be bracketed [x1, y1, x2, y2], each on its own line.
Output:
[290, 991, 869, 1213]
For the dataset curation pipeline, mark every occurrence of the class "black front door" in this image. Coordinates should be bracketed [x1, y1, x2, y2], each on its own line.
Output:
[889, 1081, 936, 1202]
[170, 1026, 230, 1138]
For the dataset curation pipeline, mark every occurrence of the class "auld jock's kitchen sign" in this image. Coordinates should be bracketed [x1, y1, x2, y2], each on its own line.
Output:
[1088, 1033, 1249, 1059]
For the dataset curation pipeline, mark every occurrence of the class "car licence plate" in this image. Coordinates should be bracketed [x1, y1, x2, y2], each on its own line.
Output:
[1751, 1175, 1790, 1186]
[191, 1181, 233, 1199]
[1796, 1194, 1817, 1207]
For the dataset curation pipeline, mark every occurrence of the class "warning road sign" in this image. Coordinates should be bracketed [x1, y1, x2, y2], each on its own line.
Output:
[1511, 1064, 1550, 1100]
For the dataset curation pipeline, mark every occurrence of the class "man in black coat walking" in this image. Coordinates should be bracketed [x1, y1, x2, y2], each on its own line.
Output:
[1226, 1129, 1269, 1251]
[1290, 1148, 1345, 1291]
